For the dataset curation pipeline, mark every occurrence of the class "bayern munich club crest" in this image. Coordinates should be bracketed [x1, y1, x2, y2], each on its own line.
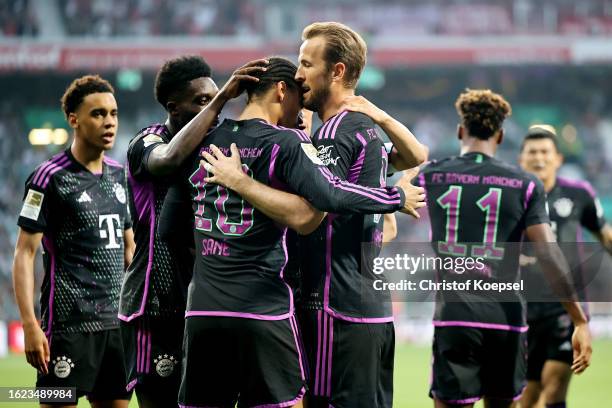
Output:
[52, 356, 75, 378]
[113, 183, 126, 204]
[154, 354, 178, 377]
[553, 197, 573, 218]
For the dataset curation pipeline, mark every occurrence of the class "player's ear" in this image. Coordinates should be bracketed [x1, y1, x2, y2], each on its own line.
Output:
[68, 112, 78, 129]
[457, 124, 463, 140]
[277, 81, 287, 102]
[497, 128, 504, 145]
[166, 101, 178, 117]
[331, 62, 346, 84]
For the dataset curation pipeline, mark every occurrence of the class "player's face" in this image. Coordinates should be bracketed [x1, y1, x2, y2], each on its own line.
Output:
[519, 138, 562, 183]
[173, 77, 219, 129]
[279, 85, 303, 128]
[71, 92, 118, 152]
[296, 36, 332, 112]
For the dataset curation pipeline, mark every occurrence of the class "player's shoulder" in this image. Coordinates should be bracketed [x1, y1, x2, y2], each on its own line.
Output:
[556, 176, 597, 199]
[28, 150, 72, 191]
[316, 111, 374, 141]
[259, 120, 311, 145]
[420, 155, 456, 173]
[129, 123, 170, 148]
[103, 156, 126, 176]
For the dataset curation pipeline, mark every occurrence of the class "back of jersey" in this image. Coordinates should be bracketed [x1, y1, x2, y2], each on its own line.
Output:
[172, 118, 304, 320]
[420, 152, 548, 328]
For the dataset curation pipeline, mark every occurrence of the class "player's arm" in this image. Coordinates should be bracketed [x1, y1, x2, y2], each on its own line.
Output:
[525, 223, 592, 374]
[202, 143, 424, 216]
[146, 60, 268, 176]
[382, 213, 397, 244]
[580, 188, 612, 255]
[123, 227, 135, 268]
[12, 228, 50, 374]
[340, 95, 428, 169]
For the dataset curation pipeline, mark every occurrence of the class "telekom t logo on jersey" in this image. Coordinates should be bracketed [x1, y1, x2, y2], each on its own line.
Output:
[98, 214, 122, 249]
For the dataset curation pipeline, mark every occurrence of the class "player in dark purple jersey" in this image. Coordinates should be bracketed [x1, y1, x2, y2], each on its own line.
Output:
[518, 125, 612, 408]
[293, 22, 427, 408]
[119, 56, 267, 408]
[418, 90, 591, 408]
[13, 75, 134, 407]
[159, 57, 422, 408]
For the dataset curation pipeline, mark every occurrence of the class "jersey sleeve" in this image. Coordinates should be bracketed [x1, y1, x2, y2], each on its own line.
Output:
[524, 177, 550, 227]
[127, 133, 166, 180]
[275, 135, 405, 214]
[580, 185, 606, 233]
[17, 171, 54, 233]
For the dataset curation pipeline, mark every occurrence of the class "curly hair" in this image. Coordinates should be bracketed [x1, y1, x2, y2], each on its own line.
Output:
[60, 74, 114, 118]
[154, 55, 212, 109]
[455, 89, 512, 140]
[244, 57, 299, 102]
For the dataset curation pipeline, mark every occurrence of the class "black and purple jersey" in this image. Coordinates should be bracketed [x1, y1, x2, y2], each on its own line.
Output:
[523, 177, 606, 321]
[160, 118, 405, 320]
[299, 111, 393, 322]
[17, 149, 131, 334]
[418, 152, 549, 330]
[119, 123, 192, 321]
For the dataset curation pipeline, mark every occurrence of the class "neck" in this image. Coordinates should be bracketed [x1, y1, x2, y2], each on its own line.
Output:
[319, 86, 354, 122]
[238, 101, 278, 124]
[165, 118, 179, 137]
[71, 137, 104, 173]
[460, 136, 497, 157]
[542, 176, 556, 193]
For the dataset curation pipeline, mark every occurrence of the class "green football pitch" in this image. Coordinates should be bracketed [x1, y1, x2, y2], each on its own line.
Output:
[0, 340, 610, 407]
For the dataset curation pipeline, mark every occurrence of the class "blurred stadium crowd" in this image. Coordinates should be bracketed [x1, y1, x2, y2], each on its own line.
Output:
[3, 0, 612, 38]
[2, 0, 612, 323]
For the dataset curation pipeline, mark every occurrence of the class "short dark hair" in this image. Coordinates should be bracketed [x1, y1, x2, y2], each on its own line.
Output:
[520, 125, 560, 152]
[61, 74, 114, 118]
[154, 55, 213, 109]
[455, 88, 512, 140]
[244, 57, 299, 102]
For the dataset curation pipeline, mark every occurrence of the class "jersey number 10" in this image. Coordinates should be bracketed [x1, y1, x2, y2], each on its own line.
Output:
[189, 164, 254, 237]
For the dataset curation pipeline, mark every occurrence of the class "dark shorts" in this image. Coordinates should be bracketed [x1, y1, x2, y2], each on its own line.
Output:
[37, 328, 131, 402]
[430, 326, 526, 404]
[298, 308, 395, 408]
[179, 315, 306, 408]
[121, 316, 184, 399]
[527, 313, 574, 381]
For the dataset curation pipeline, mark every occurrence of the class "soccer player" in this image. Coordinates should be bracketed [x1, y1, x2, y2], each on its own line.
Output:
[12, 75, 133, 407]
[418, 89, 592, 408]
[294, 22, 427, 408]
[518, 125, 612, 408]
[159, 57, 420, 408]
[118, 55, 266, 407]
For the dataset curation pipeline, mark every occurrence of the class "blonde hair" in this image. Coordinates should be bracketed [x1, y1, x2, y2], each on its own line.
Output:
[455, 89, 512, 140]
[302, 21, 367, 88]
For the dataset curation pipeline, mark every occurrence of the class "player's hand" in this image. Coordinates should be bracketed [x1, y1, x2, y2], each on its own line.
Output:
[395, 168, 426, 218]
[339, 95, 388, 124]
[218, 59, 269, 101]
[23, 322, 50, 375]
[571, 322, 592, 374]
[297, 109, 313, 137]
[201, 143, 246, 190]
